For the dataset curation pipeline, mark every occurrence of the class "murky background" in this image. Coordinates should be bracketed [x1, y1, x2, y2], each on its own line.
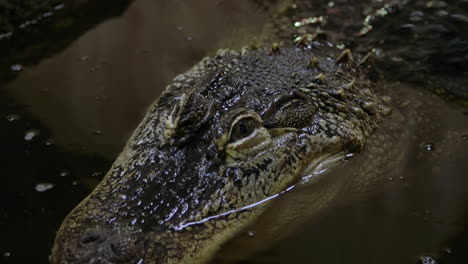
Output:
[0, 0, 467, 263]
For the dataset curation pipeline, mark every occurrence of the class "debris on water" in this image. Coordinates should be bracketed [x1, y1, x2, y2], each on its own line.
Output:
[24, 130, 39, 141]
[247, 231, 255, 238]
[336, 44, 345, 49]
[424, 143, 434, 151]
[442, 247, 453, 254]
[425, 210, 432, 215]
[425, 1, 447, 9]
[5, 114, 20, 122]
[72, 180, 79, 186]
[0, 32, 13, 40]
[91, 171, 103, 177]
[294, 16, 325, 27]
[409, 11, 424, 22]
[89, 64, 102, 72]
[435, 10, 448, 16]
[45, 139, 54, 146]
[400, 100, 411, 107]
[4, 251, 11, 257]
[419, 255, 438, 264]
[42, 11, 54, 18]
[93, 130, 102, 135]
[399, 176, 405, 180]
[10, 64, 23, 71]
[54, 4, 65, 10]
[450, 14, 468, 22]
[60, 171, 69, 177]
[462, 135, 468, 141]
[35, 183, 55, 192]
[382, 96, 392, 103]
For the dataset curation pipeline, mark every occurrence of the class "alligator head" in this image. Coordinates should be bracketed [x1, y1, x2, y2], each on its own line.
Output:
[50, 42, 390, 264]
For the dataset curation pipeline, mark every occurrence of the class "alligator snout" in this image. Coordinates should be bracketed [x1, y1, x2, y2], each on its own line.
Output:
[51, 228, 139, 264]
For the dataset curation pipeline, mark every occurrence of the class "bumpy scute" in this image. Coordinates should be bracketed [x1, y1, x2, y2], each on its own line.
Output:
[51, 41, 390, 264]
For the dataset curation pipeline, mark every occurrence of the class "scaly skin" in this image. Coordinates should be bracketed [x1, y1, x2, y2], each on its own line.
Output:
[50, 40, 391, 264]
[50, 0, 468, 263]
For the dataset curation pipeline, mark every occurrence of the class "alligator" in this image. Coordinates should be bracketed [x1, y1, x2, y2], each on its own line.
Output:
[50, 0, 468, 263]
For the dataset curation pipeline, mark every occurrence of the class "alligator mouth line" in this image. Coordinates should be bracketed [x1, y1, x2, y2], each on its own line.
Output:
[174, 151, 350, 231]
[174, 184, 296, 231]
[300, 151, 352, 183]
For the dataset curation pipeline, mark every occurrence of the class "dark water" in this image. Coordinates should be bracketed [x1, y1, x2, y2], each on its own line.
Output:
[1, 0, 467, 264]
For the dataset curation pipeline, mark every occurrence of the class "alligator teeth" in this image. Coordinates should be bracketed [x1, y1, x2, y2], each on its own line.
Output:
[342, 78, 356, 89]
[331, 88, 345, 99]
[359, 52, 373, 66]
[294, 33, 314, 46]
[313, 73, 326, 84]
[307, 57, 320, 69]
[241, 46, 251, 55]
[269, 42, 280, 55]
[362, 101, 375, 113]
[335, 49, 354, 64]
[294, 33, 327, 47]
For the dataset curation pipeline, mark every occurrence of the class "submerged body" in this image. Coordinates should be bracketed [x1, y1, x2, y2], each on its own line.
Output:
[51, 0, 468, 263]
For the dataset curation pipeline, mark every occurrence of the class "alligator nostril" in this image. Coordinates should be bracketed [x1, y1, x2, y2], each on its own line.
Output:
[81, 234, 100, 244]
[79, 230, 107, 246]
[110, 241, 126, 257]
[108, 236, 134, 261]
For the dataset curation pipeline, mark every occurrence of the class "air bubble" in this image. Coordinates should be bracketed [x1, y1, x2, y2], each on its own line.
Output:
[424, 143, 434, 151]
[11, 64, 23, 71]
[6, 114, 19, 121]
[35, 183, 55, 192]
[24, 130, 39, 141]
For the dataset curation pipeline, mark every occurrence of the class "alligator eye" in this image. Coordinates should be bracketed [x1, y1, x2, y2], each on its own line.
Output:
[229, 118, 258, 143]
[262, 91, 316, 128]
[216, 111, 272, 160]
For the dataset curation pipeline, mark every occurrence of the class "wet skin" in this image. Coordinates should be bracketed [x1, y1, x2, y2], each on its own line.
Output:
[50, 0, 468, 263]
[50, 42, 390, 264]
